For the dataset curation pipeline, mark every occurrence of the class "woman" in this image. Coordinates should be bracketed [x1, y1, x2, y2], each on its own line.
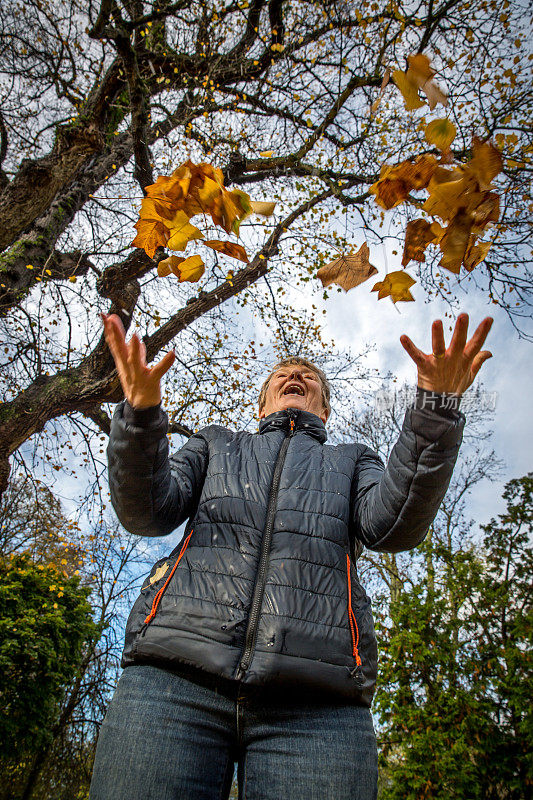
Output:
[89, 311, 492, 800]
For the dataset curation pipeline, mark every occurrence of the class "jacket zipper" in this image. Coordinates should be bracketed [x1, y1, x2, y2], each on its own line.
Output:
[346, 553, 364, 684]
[235, 410, 296, 681]
[132, 528, 194, 655]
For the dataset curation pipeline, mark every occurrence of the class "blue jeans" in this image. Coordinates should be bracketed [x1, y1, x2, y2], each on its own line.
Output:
[89, 663, 378, 800]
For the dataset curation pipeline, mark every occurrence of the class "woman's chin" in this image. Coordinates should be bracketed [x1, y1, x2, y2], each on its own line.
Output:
[276, 396, 307, 412]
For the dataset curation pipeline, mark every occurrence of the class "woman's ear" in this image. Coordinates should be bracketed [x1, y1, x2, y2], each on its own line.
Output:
[258, 405, 265, 419]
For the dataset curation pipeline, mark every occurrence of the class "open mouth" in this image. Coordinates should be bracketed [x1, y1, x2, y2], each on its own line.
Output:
[282, 384, 305, 397]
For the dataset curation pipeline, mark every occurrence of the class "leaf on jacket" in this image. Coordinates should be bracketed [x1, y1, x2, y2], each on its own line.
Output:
[150, 562, 170, 585]
[371, 270, 416, 303]
[317, 242, 378, 291]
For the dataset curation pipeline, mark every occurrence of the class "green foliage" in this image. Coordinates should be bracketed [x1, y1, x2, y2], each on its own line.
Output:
[0, 552, 98, 762]
[375, 474, 532, 800]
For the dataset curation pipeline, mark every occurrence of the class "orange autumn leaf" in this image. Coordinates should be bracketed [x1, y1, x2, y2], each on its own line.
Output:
[157, 255, 185, 277]
[402, 219, 444, 266]
[132, 159, 276, 274]
[204, 240, 249, 263]
[158, 254, 205, 282]
[370, 155, 437, 210]
[317, 242, 378, 291]
[131, 219, 170, 258]
[371, 270, 416, 303]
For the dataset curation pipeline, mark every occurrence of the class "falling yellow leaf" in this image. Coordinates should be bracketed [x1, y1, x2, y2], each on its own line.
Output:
[425, 119, 457, 151]
[166, 210, 205, 251]
[317, 242, 378, 291]
[406, 53, 448, 110]
[132, 219, 170, 257]
[392, 69, 425, 111]
[157, 255, 185, 277]
[159, 254, 206, 282]
[259, 150, 274, 157]
[372, 271, 416, 302]
[250, 200, 276, 216]
[466, 137, 503, 189]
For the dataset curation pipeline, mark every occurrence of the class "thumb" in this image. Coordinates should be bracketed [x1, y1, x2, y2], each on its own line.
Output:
[151, 349, 176, 381]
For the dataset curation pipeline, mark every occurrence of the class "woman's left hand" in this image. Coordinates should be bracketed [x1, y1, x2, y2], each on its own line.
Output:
[400, 313, 494, 396]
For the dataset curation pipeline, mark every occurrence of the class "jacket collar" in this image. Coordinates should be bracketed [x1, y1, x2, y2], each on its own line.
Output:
[258, 408, 327, 443]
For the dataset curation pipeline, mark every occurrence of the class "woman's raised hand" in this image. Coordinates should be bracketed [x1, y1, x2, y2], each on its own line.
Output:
[400, 313, 493, 397]
[101, 313, 176, 409]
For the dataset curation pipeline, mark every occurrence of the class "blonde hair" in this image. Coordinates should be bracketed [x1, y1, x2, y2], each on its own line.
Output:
[258, 356, 331, 417]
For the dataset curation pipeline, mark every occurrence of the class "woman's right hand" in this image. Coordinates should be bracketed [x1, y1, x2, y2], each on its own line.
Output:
[101, 313, 176, 409]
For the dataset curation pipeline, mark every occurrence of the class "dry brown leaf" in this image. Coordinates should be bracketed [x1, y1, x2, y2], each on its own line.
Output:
[402, 219, 443, 266]
[463, 239, 491, 272]
[317, 242, 378, 291]
[439, 211, 473, 273]
[204, 240, 249, 262]
[371, 270, 416, 302]
[370, 155, 437, 209]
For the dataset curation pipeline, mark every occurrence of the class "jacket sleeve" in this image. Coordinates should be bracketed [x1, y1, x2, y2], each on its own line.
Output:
[351, 388, 465, 553]
[106, 400, 208, 537]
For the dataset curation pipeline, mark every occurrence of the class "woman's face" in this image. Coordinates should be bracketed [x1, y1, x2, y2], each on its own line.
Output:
[258, 364, 328, 423]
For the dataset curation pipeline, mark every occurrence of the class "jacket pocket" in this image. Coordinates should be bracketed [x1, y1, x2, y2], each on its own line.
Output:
[143, 529, 193, 625]
[346, 553, 364, 683]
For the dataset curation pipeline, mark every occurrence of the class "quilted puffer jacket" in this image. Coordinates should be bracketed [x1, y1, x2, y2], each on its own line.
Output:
[107, 390, 465, 706]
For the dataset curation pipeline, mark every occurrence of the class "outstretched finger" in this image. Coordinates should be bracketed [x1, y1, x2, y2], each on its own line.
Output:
[470, 349, 492, 379]
[150, 349, 176, 382]
[400, 334, 426, 367]
[448, 313, 469, 357]
[128, 333, 147, 377]
[102, 313, 129, 368]
[431, 319, 446, 357]
[464, 317, 494, 362]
